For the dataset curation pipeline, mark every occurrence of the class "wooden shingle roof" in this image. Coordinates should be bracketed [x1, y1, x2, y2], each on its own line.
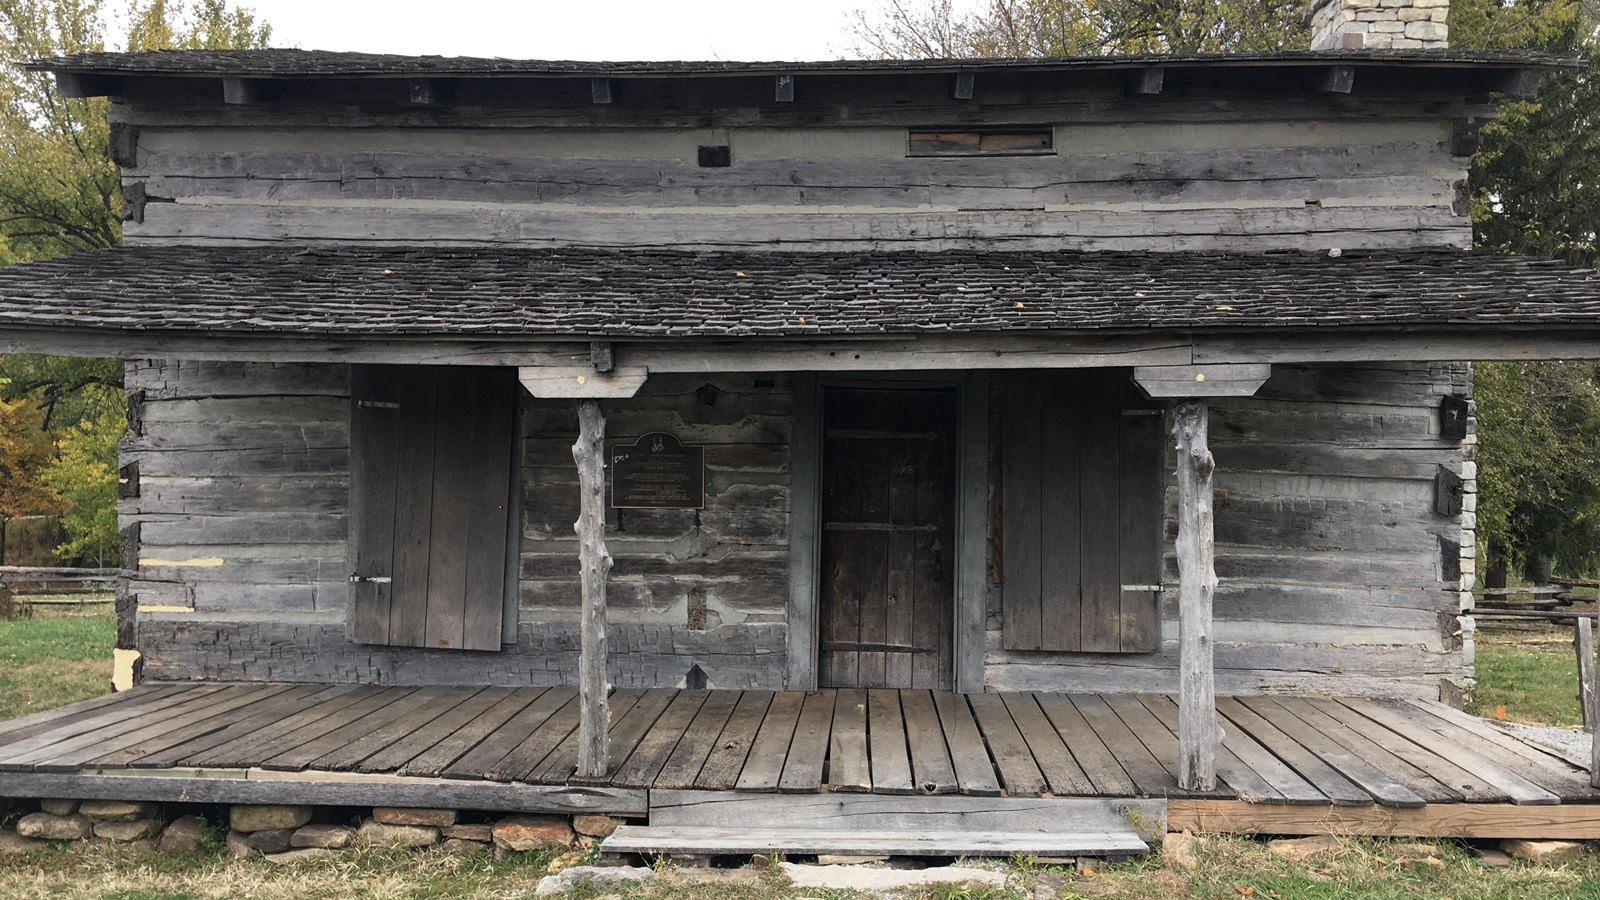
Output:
[26, 48, 1579, 78]
[0, 246, 1597, 339]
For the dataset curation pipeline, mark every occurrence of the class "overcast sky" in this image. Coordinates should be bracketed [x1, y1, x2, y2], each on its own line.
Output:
[229, 0, 905, 61]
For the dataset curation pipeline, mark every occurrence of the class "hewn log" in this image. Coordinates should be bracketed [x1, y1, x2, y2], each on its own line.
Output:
[1590, 614, 1600, 788]
[1174, 398, 1222, 791]
[1577, 617, 1596, 731]
[573, 399, 611, 777]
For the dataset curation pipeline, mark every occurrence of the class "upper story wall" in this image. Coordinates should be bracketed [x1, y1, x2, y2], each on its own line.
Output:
[106, 66, 1486, 252]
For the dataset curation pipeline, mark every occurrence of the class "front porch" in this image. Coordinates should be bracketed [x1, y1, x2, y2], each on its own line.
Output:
[2, 684, 1598, 841]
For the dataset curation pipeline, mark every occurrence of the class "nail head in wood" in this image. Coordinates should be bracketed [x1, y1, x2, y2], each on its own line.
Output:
[591, 77, 614, 104]
[775, 74, 795, 102]
[951, 71, 975, 100]
[1126, 67, 1164, 96]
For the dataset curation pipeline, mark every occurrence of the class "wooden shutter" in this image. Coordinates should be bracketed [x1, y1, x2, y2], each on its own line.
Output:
[350, 365, 516, 651]
[1001, 369, 1162, 653]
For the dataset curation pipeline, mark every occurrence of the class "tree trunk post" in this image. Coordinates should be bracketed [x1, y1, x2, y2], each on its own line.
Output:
[573, 398, 611, 778]
[1174, 399, 1222, 792]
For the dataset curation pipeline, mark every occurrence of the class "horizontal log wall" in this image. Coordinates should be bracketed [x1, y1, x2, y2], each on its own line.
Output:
[984, 362, 1472, 700]
[114, 98, 1470, 252]
[126, 360, 788, 688]
[518, 374, 791, 628]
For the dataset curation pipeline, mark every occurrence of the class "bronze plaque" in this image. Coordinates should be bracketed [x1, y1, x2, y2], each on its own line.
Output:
[610, 432, 705, 509]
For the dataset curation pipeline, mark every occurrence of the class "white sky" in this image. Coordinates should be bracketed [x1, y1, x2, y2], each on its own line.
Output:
[233, 0, 904, 61]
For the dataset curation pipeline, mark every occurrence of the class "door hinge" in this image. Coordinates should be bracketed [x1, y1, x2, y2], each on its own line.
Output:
[358, 400, 400, 409]
[349, 574, 392, 584]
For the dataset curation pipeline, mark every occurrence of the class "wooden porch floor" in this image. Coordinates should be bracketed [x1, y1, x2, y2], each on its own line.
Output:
[0, 684, 1594, 808]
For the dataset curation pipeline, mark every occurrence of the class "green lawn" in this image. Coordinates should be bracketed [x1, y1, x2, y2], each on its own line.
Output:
[0, 614, 115, 721]
[1467, 629, 1586, 727]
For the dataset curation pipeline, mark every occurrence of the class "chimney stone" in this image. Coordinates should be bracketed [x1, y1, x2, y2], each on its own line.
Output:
[1309, 0, 1448, 49]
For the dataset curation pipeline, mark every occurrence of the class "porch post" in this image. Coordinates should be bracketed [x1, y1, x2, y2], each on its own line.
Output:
[1173, 399, 1222, 791]
[573, 398, 611, 777]
[1135, 365, 1267, 794]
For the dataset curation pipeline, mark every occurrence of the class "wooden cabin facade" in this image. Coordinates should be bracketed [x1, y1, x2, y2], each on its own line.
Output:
[6, 18, 1600, 851]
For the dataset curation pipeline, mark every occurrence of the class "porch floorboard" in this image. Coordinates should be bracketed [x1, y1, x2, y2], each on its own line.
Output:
[0, 685, 1593, 808]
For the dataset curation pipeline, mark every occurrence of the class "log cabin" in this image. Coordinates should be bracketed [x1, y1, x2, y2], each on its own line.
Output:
[3, 0, 1600, 857]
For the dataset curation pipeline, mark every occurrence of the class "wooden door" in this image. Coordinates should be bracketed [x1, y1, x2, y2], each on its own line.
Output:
[350, 365, 517, 651]
[818, 387, 958, 689]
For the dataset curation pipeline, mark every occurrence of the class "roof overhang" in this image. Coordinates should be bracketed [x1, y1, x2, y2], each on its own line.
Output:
[21, 48, 1582, 103]
[1, 245, 1598, 367]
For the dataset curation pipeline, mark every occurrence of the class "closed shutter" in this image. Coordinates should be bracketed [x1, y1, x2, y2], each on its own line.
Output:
[1001, 369, 1162, 653]
[350, 365, 517, 651]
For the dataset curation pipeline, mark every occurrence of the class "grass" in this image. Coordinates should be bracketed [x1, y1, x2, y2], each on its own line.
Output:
[1467, 628, 1586, 727]
[0, 836, 1598, 899]
[0, 614, 114, 721]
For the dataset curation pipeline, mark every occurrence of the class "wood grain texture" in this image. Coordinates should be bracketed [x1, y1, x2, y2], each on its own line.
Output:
[1173, 399, 1221, 792]
[573, 399, 612, 777]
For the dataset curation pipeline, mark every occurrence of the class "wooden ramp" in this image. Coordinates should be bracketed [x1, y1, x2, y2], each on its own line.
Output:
[0, 685, 1597, 838]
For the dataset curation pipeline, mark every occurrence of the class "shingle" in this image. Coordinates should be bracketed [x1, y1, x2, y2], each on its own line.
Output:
[24, 48, 1579, 78]
[0, 246, 1596, 338]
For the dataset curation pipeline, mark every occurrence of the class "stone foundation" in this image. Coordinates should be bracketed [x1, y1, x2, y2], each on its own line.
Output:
[0, 798, 628, 862]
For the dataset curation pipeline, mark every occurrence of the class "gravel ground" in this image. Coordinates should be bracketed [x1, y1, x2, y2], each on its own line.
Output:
[1496, 720, 1593, 766]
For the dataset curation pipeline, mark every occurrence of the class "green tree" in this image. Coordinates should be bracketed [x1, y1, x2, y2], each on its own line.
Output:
[0, 1, 270, 563]
[40, 392, 122, 564]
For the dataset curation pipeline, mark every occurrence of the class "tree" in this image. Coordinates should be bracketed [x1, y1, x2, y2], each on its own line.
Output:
[846, 0, 1307, 59]
[0, 391, 60, 520]
[40, 393, 122, 564]
[0, 1, 270, 563]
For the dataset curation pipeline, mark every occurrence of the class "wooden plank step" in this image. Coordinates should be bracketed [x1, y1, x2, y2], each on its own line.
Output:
[600, 825, 1148, 858]
[647, 789, 1165, 838]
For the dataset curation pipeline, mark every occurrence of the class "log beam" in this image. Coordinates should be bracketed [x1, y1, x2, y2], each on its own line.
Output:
[518, 366, 647, 399]
[1134, 364, 1270, 398]
[573, 398, 611, 778]
[1173, 398, 1222, 792]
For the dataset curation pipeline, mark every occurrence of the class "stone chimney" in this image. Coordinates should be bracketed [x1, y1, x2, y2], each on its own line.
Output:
[1309, 0, 1449, 50]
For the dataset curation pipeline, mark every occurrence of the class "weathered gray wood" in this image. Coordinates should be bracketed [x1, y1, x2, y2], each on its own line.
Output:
[574, 398, 612, 778]
[1580, 618, 1596, 731]
[646, 789, 1166, 840]
[955, 372, 988, 692]
[0, 771, 645, 815]
[785, 374, 820, 691]
[601, 825, 1146, 857]
[519, 367, 647, 399]
[1134, 365, 1271, 399]
[1173, 399, 1221, 792]
[31, 329, 1600, 371]
[126, 203, 1468, 253]
[130, 142, 1453, 209]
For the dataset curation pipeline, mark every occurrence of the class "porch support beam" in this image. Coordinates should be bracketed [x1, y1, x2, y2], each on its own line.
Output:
[1174, 398, 1223, 792]
[1134, 364, 1271, 398]
[518, 366, 647, 399]
[573, 398, 611, 778]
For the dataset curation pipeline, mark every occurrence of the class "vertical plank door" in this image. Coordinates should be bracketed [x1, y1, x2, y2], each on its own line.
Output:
[817, 387, 957, 690]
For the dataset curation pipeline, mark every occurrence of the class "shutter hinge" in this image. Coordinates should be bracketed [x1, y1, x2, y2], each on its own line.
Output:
[358, 400, 400, 409]
[349, 574, 392, 584]
[1121, 583, 1162, 592]
[1121, 409, 1163, 416]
